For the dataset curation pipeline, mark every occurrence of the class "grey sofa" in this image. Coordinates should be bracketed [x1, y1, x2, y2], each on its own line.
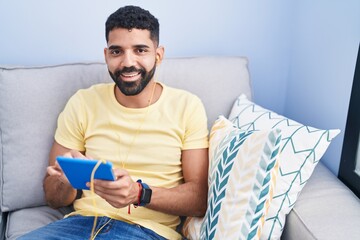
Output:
[1, 57, 359, 239]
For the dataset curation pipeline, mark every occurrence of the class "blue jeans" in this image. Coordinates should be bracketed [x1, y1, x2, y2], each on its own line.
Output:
[18, 216, 168, 240]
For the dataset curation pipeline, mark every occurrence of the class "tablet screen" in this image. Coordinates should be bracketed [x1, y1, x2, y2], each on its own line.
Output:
[56, 156, 115, 190]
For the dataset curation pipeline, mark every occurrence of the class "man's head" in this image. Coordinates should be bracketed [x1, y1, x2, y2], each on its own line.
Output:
[104, 6, 164, 97]
[105, 5, 160, 46]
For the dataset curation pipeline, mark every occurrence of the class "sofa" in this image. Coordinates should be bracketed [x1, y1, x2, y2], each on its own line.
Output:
[0, 57, 359, 240]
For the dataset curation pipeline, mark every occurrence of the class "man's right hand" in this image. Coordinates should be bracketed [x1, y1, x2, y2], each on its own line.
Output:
[46, 161, 68, 184]
[47, 150, 88, 184]
[44, 143, 85, 208]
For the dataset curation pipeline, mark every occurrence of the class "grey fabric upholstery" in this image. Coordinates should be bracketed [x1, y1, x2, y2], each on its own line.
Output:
[5, 206, 72, 239]
[282, 163, 360, 240]
[0, 63, 110, 211]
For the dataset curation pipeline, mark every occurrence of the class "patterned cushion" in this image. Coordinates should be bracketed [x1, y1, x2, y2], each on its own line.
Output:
[183, 116, 282, 239]
[228, 94, 341, 239]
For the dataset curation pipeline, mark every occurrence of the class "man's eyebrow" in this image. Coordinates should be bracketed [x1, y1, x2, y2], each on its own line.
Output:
[108, 44, 150, 50]
[108, 45, 121, 50]
[134, 44, 150, 48]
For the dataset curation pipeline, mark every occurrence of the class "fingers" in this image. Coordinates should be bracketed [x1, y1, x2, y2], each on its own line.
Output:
[50, 150, 86, 180]
[46, 164, 70, 185]
[87, 168, 129, 189]
[94, 181, 138, 208]
[47, 165, 62, 177]
[93, 177, 131, 192]
[113, 168, 129, 180]
[87, 169, 138, 208]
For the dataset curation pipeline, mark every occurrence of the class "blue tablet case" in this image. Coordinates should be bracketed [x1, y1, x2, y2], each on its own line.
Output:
[56, 156, 115, 190]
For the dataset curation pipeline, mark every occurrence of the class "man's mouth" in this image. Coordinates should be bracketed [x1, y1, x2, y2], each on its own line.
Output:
[120, 71, 141, 81]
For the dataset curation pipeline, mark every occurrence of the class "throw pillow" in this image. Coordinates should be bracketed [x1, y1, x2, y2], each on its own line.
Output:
[183, 116, 282, 240]
[228, 94, 341, 239]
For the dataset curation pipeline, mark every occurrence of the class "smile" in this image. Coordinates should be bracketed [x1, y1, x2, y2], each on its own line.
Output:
[121, 72, 140, 77]
[120, 72, 141, 81]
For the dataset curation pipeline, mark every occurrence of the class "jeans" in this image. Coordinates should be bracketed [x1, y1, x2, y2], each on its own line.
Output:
[18, 216, 168, 240]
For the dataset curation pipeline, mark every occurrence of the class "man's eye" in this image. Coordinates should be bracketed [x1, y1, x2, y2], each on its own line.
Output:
[137, 48, 147, 53]
[110, 49, 121, 55]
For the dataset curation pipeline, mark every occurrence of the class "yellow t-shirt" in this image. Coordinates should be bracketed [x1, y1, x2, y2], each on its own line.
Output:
[55, 82, 209, 239]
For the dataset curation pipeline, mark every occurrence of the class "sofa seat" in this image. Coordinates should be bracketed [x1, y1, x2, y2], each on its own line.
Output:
[282, 162, 360, 240]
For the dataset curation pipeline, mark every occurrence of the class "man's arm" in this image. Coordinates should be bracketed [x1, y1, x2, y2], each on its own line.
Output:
[43, 141, 85, 208]
[148, 148, 209, 216]
[93, 148, 209, 217]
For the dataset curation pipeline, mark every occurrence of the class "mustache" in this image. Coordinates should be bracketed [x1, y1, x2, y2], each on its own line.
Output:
[114, 66, 145, 78]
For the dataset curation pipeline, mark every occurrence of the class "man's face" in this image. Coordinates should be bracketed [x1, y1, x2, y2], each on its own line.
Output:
[104, 28, 161, 96]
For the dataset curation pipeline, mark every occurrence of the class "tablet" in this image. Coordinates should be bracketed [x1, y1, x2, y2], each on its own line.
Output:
[56, 156, 116, 190]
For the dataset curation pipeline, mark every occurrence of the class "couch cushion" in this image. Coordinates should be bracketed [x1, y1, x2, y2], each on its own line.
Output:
[281, 162, 360, 240]
[0, 63, 110, 211]
[228, 94, 340, 239]
[157, 56, 252, 128]
[5, 206, 71, 240]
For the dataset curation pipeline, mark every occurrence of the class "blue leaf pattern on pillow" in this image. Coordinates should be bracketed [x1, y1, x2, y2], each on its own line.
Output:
[200, 131, 253, 239]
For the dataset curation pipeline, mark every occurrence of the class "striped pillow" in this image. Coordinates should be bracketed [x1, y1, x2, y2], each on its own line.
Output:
[228, 94, 340, 239]
[183, 116, 281, 240]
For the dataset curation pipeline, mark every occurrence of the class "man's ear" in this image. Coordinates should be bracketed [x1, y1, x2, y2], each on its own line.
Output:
[104, 48, 108, 64]
[155, 46, 165, 66]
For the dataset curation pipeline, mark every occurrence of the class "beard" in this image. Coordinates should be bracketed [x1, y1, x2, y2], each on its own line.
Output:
[108, 64, 156, 96]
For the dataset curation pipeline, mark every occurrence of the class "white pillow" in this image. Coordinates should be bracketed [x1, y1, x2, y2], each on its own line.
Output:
[183, 116, 282, 239]
[228, 94, 341, 239]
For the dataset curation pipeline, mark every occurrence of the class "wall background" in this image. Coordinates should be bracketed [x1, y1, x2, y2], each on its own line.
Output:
[0, 0, 359, 175]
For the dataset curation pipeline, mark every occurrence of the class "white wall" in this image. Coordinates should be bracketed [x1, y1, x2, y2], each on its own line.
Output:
[285, 0, 360, 174]
[0, 0, 291, 114]
[0, 0, 359, 174]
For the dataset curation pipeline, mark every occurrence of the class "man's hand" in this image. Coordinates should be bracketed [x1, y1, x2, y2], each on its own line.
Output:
[45, 143, 88, 208]
[89, 168, 139, 209]
[46, 161, 68, 184]
[47, 150, 90, 184]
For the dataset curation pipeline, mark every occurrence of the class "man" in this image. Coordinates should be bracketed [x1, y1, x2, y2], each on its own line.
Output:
[19, 5, 209, 240]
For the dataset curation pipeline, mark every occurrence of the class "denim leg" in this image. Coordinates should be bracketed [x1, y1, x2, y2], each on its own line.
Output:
[93, 219, 167, 240]
[18, 216, 95, 240]
[18, 216, 168, 240]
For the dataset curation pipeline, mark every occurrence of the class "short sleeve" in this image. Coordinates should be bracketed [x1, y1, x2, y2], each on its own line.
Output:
[182, 96, 209, 150]
[54, 92, 87, 151]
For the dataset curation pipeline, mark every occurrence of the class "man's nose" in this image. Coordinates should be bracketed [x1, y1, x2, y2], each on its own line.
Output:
[121, 52, 136, 67]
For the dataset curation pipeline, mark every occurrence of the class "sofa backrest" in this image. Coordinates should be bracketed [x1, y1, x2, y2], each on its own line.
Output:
[0, 57, 252, 212]
[157, 57, 252, 127]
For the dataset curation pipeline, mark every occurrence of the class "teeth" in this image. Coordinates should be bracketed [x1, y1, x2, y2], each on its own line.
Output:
[121, 72, 139, 77]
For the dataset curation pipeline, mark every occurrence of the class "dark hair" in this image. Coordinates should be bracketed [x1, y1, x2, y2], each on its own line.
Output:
[105, 5, 159, 45]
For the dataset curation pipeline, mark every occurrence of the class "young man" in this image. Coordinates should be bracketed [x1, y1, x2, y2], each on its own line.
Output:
[19, 5, 209, 240]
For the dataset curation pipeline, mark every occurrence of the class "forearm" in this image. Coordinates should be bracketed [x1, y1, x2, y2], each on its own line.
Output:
[44, 175, 77, 208]
[146, 181, 208, 217]
[145, 148, 209, 217]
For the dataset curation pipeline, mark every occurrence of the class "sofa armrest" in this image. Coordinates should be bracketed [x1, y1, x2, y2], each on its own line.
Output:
[282, 162, 360, 240]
